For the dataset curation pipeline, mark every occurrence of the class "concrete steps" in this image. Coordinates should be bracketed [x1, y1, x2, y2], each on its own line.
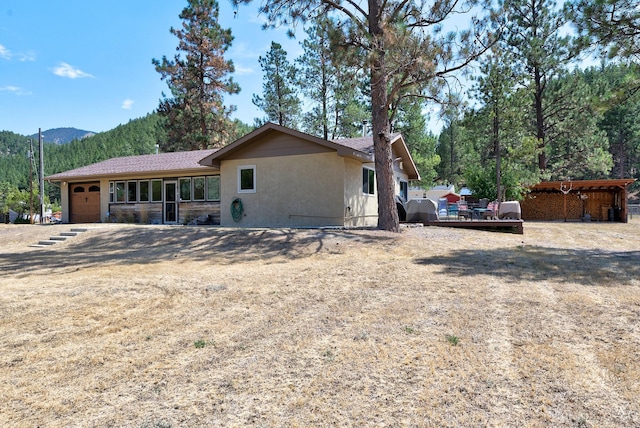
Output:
[30, 227, 89, 248]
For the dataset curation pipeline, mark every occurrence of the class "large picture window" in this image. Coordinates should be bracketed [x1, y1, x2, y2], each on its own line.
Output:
[363, 167, 375, 195]
[238, 166, 256, 193]
[207, 176, 220, 201]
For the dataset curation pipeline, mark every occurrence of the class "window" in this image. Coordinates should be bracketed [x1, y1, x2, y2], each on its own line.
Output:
[193, 177, 205, 201]
[115, 181, 126, 203]
[151, 179, 162, 202]
[238, 166, 256, 193]
[399, 180, 408, 202]
[127, 181, 137, 203]
[109, 182, 114, 203]
[207, 176, 220, 201]
[363, 167, 375, 195]
[139, 180, 150, 202]
[179, 177, 191, 201]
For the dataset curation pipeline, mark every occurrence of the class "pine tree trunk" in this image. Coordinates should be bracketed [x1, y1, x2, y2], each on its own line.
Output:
[369, 0, 399, 232]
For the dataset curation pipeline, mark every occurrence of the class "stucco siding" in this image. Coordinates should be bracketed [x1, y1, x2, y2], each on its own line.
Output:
[220, 152, 347, 227]
[344, 159, 378, 227]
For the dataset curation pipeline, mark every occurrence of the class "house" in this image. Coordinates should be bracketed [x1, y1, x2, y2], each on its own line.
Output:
[45, 123, 420, 227]
[521, 179, 636, 222]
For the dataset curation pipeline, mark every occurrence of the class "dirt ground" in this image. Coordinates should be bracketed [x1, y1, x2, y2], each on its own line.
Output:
[1, 220, 639, 427]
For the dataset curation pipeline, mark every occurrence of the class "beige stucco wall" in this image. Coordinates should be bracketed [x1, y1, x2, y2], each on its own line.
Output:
[344, 159, 378, 227]
[59, 181, 70, 223]
[220, 152, 354, 227]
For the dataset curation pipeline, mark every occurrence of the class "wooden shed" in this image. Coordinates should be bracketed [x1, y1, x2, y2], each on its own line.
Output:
[521, 179, 636, 222]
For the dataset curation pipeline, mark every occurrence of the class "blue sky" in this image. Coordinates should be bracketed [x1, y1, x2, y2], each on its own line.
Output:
[0, 0, 305, 136]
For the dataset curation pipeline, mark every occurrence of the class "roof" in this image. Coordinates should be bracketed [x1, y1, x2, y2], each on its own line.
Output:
[46, 149, 218, 182]
[198, 123, 420, 180]
[531, 179, 636, 191]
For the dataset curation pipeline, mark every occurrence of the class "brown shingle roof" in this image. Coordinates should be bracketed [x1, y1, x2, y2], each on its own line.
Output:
[46, 149, 218, 181]
[332, 133, 401, 154]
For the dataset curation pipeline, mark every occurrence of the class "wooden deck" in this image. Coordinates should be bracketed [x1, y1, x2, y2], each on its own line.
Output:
[415, 219, 524, 234]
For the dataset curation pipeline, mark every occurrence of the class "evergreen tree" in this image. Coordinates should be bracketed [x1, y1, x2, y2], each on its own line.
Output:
[436, 94, 466, 185]
[392, 99, 440, 186]
[153, 0, 240, 151]
[504, 0, 575, 171]
[471, 45, 542, 200]
[296, 17, 369, 139]
[253, 42, 301, 128]
[569, 0, 640, 61]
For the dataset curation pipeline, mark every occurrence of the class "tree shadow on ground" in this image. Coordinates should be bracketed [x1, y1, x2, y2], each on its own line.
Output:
[414, 245, 640, 286]
[0, 226, 393, 276]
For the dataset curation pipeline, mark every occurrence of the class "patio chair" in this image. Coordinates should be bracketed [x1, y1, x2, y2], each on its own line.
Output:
[447, 203, 458, 219]
[457, 201, 470, 220]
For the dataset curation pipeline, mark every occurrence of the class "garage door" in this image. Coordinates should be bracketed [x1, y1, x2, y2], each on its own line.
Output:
[70, 183, 101, 223]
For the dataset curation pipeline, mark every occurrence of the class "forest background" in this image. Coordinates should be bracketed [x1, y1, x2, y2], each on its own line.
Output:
[1, 0, 639, 218]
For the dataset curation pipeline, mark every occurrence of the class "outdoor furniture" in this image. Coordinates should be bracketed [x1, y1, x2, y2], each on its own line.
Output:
[447, 203, 459, 219]
[457, 201, 470, 220]
[406, 198, 439, 222]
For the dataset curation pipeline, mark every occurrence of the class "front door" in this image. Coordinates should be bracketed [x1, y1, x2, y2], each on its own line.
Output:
[164, 181, 178, 224]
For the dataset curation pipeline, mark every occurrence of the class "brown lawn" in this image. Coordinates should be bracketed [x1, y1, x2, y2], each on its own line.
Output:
[1, 220, 639, 427]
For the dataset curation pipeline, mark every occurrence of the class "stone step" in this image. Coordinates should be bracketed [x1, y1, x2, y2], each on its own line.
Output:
[37, 240, 59, 246]
[49, 236, 68, 241]
[70, 228, 88, 233]
[60, 231, 79, 237]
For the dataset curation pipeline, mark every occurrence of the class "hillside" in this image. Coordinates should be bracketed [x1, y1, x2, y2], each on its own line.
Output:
[30, 128, 96, 145]
[0, 113, 166, 199]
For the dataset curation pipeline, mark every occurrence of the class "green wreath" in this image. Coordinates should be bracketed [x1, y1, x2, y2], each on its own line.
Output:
[230, 197, 243, 222]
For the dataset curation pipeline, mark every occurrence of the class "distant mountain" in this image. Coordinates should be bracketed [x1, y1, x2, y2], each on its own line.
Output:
[30, 127, 95, 144]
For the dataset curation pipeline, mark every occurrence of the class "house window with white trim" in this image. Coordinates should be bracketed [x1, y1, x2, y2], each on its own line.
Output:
[127, 181, 137, 203]
[109, 182, 114, 203]
[399, 180, 408, 202]
[179, 178, 192, 201]
[238, 165, 256, 193]
[139, 180, 150, 202]
[363, 167, 375, 195]
[193, 177, 205, 201]
[151, 179, 162, 202]
[115, 181, 126, 203]
[207, 176, 220, 201]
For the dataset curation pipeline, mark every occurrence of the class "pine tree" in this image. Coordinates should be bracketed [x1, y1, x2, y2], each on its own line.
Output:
[296, 17, 369, 139]
[252, 42, 301, 128]
[569, 0, 640, 61]
[153, 0, 240, 151]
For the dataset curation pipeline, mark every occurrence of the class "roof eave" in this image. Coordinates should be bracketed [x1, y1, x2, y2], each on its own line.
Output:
[45, 167, 219, 183]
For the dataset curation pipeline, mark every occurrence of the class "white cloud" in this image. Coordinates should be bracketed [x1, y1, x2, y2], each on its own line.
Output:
[18, 50, 36, 62]
[0, 45, 36, 61]
[52, 62, 94, 79]
[121, 99, 134, 110]
[234, 65, 254, 75]
[0, 85, 31, 95]
[0, 44, 12, 60]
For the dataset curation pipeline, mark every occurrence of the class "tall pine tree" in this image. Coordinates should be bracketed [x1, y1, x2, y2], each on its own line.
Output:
[153, 0, 240, 151]
[252, 42, 301, 128]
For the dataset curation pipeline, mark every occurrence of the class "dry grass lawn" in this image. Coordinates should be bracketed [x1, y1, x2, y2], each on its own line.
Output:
[1, 220, 639, 427]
